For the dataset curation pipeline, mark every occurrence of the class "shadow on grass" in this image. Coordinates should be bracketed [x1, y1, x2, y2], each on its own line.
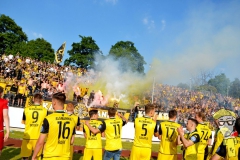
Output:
[1, 147, 21, 160]
[74, 153, 83, 160]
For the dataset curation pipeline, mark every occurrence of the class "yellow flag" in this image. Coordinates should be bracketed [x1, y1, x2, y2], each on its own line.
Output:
[55, 42, 66, 64]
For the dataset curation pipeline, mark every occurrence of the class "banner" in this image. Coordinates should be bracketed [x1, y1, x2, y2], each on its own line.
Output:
[55, 42, 66, 64]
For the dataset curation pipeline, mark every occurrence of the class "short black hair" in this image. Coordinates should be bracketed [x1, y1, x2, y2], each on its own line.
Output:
[108, 108, 117, 117]
[52, 92, 66, 104]
[188, 117, 198, 126]
[89, 110, 98, 118]
[169, 110, 177, 119]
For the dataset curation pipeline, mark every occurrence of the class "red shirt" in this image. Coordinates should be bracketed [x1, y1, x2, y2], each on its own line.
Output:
[231, 131, 238, 137]
[0, 99, 8, 131]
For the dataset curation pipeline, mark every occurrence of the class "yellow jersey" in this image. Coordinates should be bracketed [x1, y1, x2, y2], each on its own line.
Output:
[99, 117, 126, 151]
[224, 137, 238, 160]
[69, 114, 80, 128]
[212, 135, 239, 160]
[196, 122, 212, 154]
[159, 120, 181, 155]
[83, 119, 103, 149]
[22, 105, 47, 140]
[18, 85, 26, 94]
[209, 129, 224, 158]
[184, 130, 200, 160]
[226, 136, 240, 160]
[133, 116, 157, 148]
[52, 81, 58, 88]
[40, 111, 76, 158]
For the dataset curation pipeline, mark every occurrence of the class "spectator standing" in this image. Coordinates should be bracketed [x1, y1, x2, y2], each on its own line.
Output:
[89, 90, 95, 103]
[134, 103, 139, 120]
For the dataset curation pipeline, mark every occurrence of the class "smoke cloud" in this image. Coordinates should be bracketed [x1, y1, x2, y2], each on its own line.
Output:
[150, 1, 240, 85]
[64, 1, 240, 109]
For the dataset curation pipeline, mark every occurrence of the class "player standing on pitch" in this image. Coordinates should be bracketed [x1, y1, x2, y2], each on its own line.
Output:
[129, 103, 158, 160]
[178, 117, 200, 160]
[83, 109, 104, 160]
[85, 108, 127, 160]
[32, 92, 76, 160]
[195, 112, 212, 160]
[66, 103, 80, 160]
[20, 93, 47, 160]
[157, 109, 181, 160]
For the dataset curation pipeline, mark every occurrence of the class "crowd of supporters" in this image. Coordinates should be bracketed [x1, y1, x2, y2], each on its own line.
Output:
[135, 84, 240, 129]
[0, 53, 87, 106]
[1, 54, 240, 129]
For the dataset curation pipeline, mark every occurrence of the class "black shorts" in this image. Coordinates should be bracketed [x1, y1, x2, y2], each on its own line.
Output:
[17, 93, 24, 99]
[8, 92, 16, 99]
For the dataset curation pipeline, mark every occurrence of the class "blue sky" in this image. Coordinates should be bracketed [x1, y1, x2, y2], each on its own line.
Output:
[1, 0, 240, 84]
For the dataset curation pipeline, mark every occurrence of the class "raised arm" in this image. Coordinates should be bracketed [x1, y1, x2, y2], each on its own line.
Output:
[85, 120, 103, 134]
[117, 113, 128, 123]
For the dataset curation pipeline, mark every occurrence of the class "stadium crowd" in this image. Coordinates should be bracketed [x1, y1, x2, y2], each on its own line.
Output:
[1, 54, 240, 129]
[142, 84, 240, 129]
[1, 54, 240, 160]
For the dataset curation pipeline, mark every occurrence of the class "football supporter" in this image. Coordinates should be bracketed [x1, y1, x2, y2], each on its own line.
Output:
[0, 86, 10, 156]
[7, 81, 18, 106]
[177, 117, 200, 160]
[66, 103, 80, 160]
[85, 108, 127, 160]
[157, 109, 181, 160]
[195, 112, 212, 160]
[208, 109, 237, 160]
[17, 81, 26, 107]
[20, 93, 47, 160]
[233, 117, 240, 159]
[32, 92, 76, 160]
[129, 103, 158, 160]
[83, 109, 104, 160]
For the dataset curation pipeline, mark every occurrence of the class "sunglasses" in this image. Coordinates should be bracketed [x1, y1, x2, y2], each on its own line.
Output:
[218, 120, 235, 126]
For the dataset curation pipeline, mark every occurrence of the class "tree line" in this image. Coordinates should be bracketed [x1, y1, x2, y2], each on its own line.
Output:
[0, 14, 145, 73]
[177, 72, 240, 99]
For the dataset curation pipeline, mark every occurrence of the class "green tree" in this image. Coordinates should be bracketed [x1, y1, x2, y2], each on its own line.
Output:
[195, 84, 217, 94]
[26, 38, 55, 62]
[177, 83, 190, 90]
[208, 73, 230, 95]
[6, 41, 28, 55]
[229, 78, 240, 99]
[6, 38, 55, 62]
[0, 14, 28, 54]
[109, 41, 146, 73]
[64, 35, 101, 69]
